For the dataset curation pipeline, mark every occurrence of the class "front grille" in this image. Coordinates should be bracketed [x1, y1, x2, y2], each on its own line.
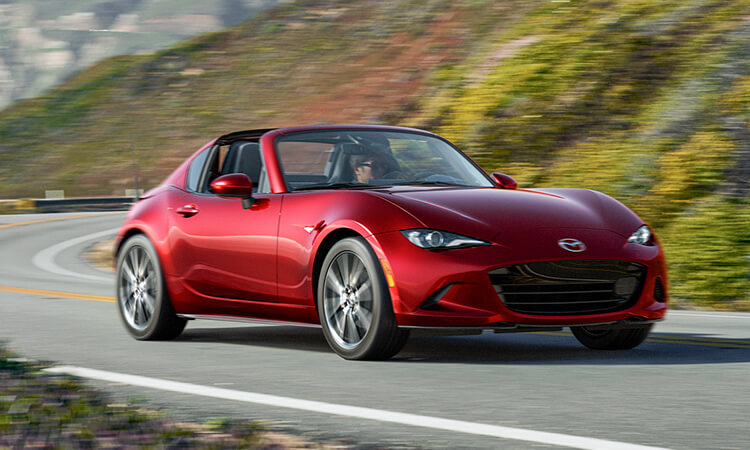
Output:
[490, 260, 646, 315]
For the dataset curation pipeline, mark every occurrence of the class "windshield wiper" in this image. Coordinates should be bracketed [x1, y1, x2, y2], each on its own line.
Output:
[293, 182, 369, 191]
[394, 180, 466, 187]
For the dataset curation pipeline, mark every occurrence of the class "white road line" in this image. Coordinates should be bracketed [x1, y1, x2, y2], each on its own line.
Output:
[667, 310, 750, 320]
[45, 366, 669, 450]
[32, 227, 119, 283]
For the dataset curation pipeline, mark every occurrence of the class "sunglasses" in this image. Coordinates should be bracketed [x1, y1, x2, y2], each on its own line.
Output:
[357, 161, 375, 168]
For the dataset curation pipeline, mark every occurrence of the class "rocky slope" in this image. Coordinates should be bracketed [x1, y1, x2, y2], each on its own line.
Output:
[0, 0, 286, 108]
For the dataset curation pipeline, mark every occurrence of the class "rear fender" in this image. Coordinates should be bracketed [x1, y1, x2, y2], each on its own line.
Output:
[115, 186, 175, 276]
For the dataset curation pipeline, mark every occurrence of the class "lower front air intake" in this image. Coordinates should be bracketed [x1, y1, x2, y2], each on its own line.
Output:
[490, 260, 647, 315]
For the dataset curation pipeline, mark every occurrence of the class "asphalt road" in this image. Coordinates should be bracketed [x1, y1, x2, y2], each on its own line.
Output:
[1, 212, 749, 449]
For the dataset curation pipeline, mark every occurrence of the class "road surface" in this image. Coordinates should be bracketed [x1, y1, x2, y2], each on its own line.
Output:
[1, 212, 748, 449]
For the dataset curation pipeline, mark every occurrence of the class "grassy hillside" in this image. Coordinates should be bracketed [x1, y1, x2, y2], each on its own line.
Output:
[0, 0, 748, 309]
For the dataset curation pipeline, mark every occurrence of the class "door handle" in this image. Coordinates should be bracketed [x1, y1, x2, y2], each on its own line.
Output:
[176, 204, 199, 217]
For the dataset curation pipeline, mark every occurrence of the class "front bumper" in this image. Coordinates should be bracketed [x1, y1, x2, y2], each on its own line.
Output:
[369, 229, 668, 328]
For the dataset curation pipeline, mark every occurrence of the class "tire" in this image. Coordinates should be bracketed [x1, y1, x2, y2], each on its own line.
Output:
[116, 235, 186, 340]
[317, 237, 408, 360]
[571, 324, 653, 350]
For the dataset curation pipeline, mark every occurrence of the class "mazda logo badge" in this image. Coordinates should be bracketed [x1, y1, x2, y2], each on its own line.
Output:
[558, 238, 586, 253]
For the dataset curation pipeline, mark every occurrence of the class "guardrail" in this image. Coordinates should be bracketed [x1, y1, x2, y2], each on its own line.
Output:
[0, 197, 136, 213]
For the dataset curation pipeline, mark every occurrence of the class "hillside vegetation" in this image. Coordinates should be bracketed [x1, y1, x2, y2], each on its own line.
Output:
[0, 0, 748, 309]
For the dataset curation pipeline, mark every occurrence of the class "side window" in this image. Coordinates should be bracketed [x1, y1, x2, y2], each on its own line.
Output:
[200, 146, 227, 193]
[185, 148, 211, 192]
[218, 141, 266, 193]
[193, 141, 268, 194]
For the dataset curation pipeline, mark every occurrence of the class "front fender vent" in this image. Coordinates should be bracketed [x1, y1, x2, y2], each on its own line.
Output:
[490, 260, 647, 316]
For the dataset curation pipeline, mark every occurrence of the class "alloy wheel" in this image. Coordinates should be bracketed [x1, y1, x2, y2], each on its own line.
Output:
[322, 251, 374, 350]
[118, 245, 156, 332]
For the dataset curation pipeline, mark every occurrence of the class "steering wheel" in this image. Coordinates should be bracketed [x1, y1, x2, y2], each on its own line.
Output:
[412, 171, 436, 182]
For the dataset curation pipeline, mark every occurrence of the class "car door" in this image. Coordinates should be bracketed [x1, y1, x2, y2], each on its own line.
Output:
[168, 142, 281, 303]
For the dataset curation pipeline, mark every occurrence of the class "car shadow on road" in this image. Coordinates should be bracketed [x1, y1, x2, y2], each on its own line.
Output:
[397, 331, 750, 365]
[178, 326, 750, 365]
[179, 325, 332, 354]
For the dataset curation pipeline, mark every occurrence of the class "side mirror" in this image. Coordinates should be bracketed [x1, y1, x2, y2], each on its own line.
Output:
[210, 173, 254, 208]
[491, 172, 518, 190]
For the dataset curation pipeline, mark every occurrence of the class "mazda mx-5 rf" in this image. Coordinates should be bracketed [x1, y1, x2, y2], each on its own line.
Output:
[114, 124, 667, 360]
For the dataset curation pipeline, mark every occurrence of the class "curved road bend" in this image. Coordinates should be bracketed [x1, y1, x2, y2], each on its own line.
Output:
[1, 212, 749, 449]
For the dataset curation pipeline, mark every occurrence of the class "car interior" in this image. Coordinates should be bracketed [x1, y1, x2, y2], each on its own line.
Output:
[221, 141, 262, 187]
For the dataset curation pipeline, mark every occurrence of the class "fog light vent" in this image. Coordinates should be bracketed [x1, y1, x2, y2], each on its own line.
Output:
[654, 278, 666, 302]
[420, 284, 454, 310]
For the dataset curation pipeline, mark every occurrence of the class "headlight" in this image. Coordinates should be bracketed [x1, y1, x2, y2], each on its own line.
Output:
[627, 225, 653, 245]
[401, 229, 490, 250]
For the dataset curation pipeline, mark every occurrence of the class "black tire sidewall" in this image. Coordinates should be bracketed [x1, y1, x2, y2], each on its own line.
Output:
[571, 324, 653, 350]
[317, 237, 393, 360]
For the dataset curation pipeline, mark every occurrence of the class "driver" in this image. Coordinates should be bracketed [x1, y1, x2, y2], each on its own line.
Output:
[350, 154, 385, 184]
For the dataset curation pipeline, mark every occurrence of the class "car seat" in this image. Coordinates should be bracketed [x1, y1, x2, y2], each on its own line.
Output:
[222, 141, 262, 189]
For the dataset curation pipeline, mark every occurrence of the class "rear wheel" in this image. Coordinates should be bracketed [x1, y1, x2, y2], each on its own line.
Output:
[116, 235, 186, 340]
[317, 237, 408, 360]
[571, 324, 653, 350]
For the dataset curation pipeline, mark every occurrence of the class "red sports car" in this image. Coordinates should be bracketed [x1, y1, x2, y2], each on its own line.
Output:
[115, 125, 667, 360]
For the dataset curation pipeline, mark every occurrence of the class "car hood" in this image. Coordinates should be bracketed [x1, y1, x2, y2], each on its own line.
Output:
[374, 186, 644, 243]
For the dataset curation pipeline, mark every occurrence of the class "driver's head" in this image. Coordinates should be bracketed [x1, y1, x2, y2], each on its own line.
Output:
[350, 154, 385, 183]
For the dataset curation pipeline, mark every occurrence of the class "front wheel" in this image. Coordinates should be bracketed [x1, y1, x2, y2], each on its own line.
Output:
[571, 324, 653, 350]
[317, 237, 408, 360]
[116, 235, 186, 340]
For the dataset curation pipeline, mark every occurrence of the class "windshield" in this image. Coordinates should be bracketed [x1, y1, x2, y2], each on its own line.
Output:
[275, 130, 494, 191]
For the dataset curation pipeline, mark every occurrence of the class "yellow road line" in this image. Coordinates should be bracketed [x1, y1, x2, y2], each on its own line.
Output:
[0, 286, 115, 303]
[0, 211, 125, 230]
[1, 213, 123, 301]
